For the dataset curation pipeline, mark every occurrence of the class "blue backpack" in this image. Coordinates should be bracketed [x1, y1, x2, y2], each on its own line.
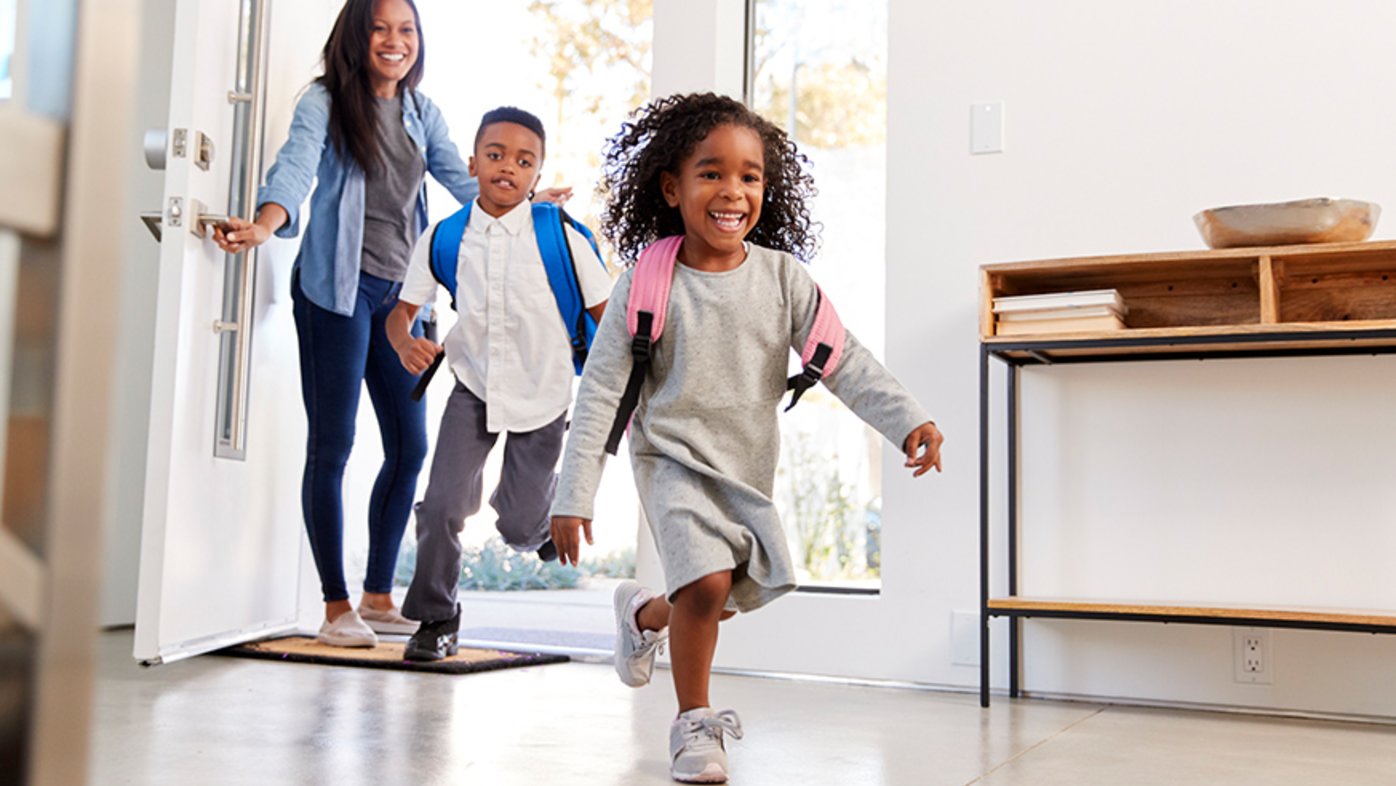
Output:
[428, 201, 605, 375]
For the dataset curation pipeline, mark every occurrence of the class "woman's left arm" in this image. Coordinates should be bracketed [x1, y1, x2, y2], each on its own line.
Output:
[417, 92, 480, 205]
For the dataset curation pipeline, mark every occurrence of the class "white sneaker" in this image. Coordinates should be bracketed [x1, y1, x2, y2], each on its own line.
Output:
[356, 604, 417, 635]
[316, 610, 378, 648]
[669, 708, 742, 783]
[613, 580, 667, 687]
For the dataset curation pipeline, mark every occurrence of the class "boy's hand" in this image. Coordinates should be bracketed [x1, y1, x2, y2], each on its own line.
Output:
[903, 421, 944, 477]
[533, 186, 573, 206]
[396, 337, 442, 375]
[550, 515, 593, 566]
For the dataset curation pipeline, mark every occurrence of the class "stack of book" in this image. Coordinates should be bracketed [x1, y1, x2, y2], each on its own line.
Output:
[993, 289, 1127, 336]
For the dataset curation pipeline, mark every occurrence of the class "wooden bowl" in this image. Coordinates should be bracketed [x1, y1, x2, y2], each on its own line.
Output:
[1193, 198, 1379, 249]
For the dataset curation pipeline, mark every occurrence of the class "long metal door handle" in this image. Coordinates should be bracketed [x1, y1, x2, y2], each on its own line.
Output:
[213, 0, 271, 460]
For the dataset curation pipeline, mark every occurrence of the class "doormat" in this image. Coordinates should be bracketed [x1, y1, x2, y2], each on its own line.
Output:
[217, 636, 569, 675]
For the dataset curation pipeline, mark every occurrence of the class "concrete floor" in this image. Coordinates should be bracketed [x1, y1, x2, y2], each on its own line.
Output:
[89, 630, 1396, 786]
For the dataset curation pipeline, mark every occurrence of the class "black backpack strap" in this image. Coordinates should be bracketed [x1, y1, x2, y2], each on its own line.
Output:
[604, 310, 655, 455]
[785, 341, 833, 412]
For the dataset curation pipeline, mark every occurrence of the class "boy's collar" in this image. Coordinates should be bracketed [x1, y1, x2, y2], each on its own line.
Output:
[470, 197, 531, 236]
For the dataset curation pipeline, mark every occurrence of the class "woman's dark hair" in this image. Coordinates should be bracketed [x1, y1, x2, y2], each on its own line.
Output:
[318, 0, 426, 175]
[599, 92, 819, 266]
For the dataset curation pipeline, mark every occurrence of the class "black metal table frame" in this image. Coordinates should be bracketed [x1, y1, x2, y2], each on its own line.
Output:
[978, 327, 1396, 708]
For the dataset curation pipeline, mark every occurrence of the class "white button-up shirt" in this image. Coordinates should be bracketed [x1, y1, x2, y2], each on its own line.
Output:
[400, 199, 614, 433]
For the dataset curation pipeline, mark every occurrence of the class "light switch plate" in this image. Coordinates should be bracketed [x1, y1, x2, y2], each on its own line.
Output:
[972, 102, 1004, 154]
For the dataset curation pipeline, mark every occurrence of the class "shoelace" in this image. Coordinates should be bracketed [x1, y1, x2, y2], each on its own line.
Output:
[689, 710, 743, 743]
[637, 628, 668, 656]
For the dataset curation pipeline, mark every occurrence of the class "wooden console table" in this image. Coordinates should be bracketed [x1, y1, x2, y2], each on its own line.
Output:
[977, 240, 1396, 708]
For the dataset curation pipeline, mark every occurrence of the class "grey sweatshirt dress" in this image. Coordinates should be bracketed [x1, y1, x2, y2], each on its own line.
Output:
[551, 243, 932, 612]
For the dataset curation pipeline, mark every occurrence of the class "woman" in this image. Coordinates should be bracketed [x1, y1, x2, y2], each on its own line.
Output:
[215, 0, 568, 647]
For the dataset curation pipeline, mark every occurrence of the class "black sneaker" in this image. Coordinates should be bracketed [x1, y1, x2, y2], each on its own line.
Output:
[536, 539, 558, 563]
[403, 605, 460, 662]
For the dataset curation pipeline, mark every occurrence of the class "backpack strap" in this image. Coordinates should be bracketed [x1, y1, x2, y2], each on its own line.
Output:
[532, 202, 605, 374]
[428, 204, 471, 311]
[604, 235, 682, 455]
[785, 285, 845, 411]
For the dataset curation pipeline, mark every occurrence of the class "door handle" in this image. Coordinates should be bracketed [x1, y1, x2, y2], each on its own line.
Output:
[138, 199, 232, 243]
[140, 211, 163, 241]
[144, 129, 168, 171]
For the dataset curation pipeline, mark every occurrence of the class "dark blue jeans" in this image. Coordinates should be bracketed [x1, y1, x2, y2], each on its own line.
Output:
[292, 269, 427, 602]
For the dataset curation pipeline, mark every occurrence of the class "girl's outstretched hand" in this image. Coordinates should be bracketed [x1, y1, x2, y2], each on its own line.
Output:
[903, 421, 944, 477]
[550, 515, 593, 566]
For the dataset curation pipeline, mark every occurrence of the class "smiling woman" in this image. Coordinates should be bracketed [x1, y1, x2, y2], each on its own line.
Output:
[210, 0, 483, 649]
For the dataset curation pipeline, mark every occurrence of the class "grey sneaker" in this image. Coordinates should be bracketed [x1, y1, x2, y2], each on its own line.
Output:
[613, 580, 667, 687]
[669, 708, 743, 783]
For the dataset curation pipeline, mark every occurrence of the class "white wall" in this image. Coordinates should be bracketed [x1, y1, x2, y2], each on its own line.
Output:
[887, 0, 1396, 716]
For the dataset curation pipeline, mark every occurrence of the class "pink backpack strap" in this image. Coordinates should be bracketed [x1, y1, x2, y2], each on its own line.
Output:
[626, 234, 682, 340]
[785, 285, 846, 411]
[605, 236, 683, 455]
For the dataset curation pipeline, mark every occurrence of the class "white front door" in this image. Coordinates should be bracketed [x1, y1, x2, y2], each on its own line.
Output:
[133, 0, 307, 665]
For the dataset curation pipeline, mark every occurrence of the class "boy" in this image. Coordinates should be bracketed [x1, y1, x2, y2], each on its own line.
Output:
[387, 107, 612, 660]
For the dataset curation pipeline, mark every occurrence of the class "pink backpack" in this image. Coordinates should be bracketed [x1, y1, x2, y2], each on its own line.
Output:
[603, 235, 846, 454]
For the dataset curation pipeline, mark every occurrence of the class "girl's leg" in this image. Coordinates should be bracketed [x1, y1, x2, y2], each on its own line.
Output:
[666, 571, 736, 713]
[360, 277, 429, 608]
[292, 272, 373, 622]
[635, 596, 735, 638]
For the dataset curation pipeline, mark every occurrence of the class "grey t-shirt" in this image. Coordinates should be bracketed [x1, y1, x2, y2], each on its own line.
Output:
[361, 94, 426, 282]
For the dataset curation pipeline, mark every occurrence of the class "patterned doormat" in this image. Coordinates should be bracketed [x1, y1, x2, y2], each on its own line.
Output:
[217, 636, 569, 675]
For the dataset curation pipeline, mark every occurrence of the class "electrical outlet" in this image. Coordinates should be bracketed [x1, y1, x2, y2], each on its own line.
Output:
[1233, 627, 1272, 684]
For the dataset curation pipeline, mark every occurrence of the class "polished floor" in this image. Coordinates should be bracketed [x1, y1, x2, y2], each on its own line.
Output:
[90, 630, 1396, 786]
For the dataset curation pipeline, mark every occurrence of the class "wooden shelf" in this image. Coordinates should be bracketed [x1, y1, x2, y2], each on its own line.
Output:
[987, 597, 1396, 632]
[981, 240, 1396, 346]
[983, 320, 1396, 361]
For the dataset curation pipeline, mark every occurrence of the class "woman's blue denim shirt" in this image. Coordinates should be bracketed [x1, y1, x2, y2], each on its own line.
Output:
[256, 83, 479, 316]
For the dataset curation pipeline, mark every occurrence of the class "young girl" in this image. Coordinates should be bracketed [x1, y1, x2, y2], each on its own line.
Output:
[549, 93, 943, 784]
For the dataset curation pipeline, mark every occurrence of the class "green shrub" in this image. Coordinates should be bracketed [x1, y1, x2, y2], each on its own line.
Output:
[395, 538, 583, 591]
[580, 546, 636, 578]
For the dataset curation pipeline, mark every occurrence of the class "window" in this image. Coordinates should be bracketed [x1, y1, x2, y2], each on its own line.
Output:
[0, 0, 16, 100]
[750, 0, 888, 587]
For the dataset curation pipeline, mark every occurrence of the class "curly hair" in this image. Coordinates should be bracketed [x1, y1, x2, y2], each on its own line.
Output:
[598, 92, 819, 266]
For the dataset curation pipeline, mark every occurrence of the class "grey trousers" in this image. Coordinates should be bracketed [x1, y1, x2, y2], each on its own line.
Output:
[401, 381, 566, 622]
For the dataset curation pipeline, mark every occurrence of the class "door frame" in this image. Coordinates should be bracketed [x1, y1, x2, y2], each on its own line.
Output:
[16, 0, 141, 782]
